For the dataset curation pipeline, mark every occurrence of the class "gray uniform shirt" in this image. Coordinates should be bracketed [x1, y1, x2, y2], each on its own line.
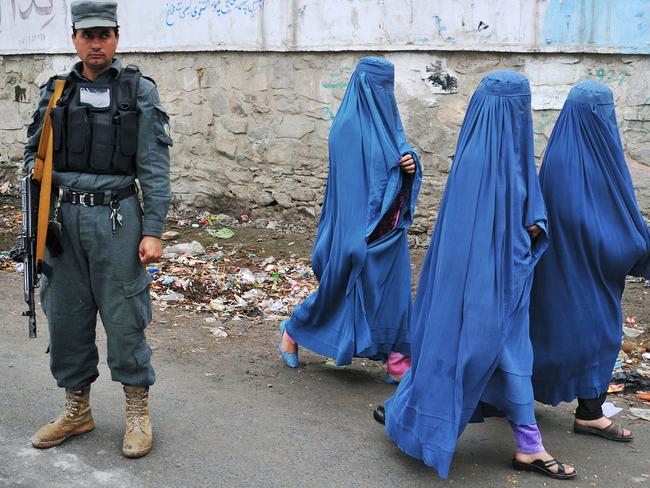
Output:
[24, 58, 172, 238]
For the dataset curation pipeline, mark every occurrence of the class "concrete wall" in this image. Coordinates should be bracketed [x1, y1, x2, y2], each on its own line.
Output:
[2, 0, 649, 54]
[1, 51, 649, 239]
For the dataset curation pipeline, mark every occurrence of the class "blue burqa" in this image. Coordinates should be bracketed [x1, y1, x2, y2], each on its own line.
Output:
[384, 71, 549, 479]
[285, 57, 423, 365]
[530, 81, 650, 405]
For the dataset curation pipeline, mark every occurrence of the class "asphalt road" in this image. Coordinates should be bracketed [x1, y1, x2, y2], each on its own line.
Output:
[1, 271, 649, 488]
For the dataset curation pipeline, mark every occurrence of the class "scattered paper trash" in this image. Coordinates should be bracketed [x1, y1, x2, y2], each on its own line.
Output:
[602, 402, 623, 417]
[237, 268, 256, 284]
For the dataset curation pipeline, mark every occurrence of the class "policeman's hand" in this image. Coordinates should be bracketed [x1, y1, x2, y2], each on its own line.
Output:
[400, 153, 416, 174]
[527, 224, 542, 239]
[139, 236, 163, 264]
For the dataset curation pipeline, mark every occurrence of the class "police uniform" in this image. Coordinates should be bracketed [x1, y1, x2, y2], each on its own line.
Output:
[26, 0, 171, 458]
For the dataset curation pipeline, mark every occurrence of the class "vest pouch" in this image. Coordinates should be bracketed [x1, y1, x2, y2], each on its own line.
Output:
[89, 111, 115, 171]
[112, 110, 138, 174]
[66, 106, 91, 171]
[50, 106, 68, 171]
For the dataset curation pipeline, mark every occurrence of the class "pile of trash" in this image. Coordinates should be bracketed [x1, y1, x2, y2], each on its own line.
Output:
[149, 238, 316, 322]
[608, 315, 650, 419]
[0, 197, 22, 272]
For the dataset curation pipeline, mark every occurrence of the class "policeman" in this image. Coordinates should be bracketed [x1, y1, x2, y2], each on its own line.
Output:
[24, 0, 172, 458]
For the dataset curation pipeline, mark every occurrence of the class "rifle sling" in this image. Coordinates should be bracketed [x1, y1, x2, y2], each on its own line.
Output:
[35, 79, 65, 264]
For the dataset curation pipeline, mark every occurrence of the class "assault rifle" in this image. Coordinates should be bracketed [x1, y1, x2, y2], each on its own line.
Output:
[11, 175, 39, 338]
[11, 78, 66, 338]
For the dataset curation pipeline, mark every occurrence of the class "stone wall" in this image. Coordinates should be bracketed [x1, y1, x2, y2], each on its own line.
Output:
[1, 51, 649, 239]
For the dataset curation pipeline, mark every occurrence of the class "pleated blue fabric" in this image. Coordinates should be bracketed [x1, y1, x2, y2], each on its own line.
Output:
[530, 80, 650, 405]
[385, 71, 549, 479]
[285, 56, 423, 365]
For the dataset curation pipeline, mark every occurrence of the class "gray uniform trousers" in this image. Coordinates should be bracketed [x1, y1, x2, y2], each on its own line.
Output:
[41, 194, 155, 388]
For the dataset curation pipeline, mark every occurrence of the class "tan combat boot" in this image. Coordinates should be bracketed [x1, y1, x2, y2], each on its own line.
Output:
[122, 385, 152, 458]
[32, 385, 94, 448]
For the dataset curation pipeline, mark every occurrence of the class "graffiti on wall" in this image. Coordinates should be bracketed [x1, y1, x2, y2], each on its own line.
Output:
[0, 0, 67, 50]
[164, 0, 264, 27]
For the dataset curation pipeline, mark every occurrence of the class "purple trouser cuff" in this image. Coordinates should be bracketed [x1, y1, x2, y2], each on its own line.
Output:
[511, 423, 545, 455]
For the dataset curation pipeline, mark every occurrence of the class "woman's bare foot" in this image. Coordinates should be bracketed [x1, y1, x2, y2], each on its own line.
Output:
[281, 330, 298, 354]
[514, 450, 575, 476]
[575, 416, 632, 437]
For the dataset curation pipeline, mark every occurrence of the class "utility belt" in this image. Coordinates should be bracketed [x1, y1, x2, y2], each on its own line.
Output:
[51, 183, 137, 240]
[55, 183, 138, 207]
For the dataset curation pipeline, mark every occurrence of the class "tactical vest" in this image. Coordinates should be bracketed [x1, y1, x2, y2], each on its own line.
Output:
[49, 65, 141, 175]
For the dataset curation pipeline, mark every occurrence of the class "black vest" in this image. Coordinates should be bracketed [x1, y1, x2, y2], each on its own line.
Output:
[50, 65, 141, 175]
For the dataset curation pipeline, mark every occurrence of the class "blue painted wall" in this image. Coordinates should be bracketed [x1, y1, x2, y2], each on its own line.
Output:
[542, 0, 650, 53]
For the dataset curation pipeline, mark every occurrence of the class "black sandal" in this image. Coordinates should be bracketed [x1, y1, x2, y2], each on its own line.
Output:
[512, 457, 577, 480]
[574, 421, 634, 442]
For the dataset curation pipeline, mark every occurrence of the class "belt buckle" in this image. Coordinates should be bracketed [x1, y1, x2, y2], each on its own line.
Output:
[78, 192, 88, 207]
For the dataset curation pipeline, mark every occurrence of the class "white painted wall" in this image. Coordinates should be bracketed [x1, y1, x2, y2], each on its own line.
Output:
[0, 0, 648, 55]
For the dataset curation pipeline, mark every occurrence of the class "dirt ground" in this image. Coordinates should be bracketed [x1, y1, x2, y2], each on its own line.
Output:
[2, 194, 649, 410]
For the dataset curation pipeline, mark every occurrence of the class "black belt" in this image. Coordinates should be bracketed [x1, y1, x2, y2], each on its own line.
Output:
[56, 184, 137, 207]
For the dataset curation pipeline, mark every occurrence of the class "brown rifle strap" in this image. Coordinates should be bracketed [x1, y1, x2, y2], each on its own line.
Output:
[35, 79, 65, 264]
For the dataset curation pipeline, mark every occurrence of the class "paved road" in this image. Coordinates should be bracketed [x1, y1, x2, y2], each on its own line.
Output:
[1, 272, 649, 488]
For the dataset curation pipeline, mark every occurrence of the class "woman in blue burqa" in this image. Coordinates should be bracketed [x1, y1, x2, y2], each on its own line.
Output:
[375, 71, 576, 480]
[277, 56, 422, 382]
[530, 81, 650, 441]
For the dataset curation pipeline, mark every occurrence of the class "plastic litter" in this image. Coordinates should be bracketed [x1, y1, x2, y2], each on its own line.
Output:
[623, 326, 643, 338]
[207, 228, 234, 239]
[163, 241, 206, 256]
[629, 408, 650, 421]
[160, 291, 184, 302]
[608, 383, 624, 393]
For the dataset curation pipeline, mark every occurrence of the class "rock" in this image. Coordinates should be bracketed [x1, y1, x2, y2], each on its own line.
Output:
[271, 191, 292, 208]
[276, 114, 315, 139]
[622, 341, 636, 354]
[266, 221, 281, 230]
[224, 119, 248, 134]
[161, 231, 181, 240]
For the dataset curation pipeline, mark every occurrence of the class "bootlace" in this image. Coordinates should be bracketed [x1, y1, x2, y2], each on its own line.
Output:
[126, 391, 147, 432]
[65, 388, 85, 418]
